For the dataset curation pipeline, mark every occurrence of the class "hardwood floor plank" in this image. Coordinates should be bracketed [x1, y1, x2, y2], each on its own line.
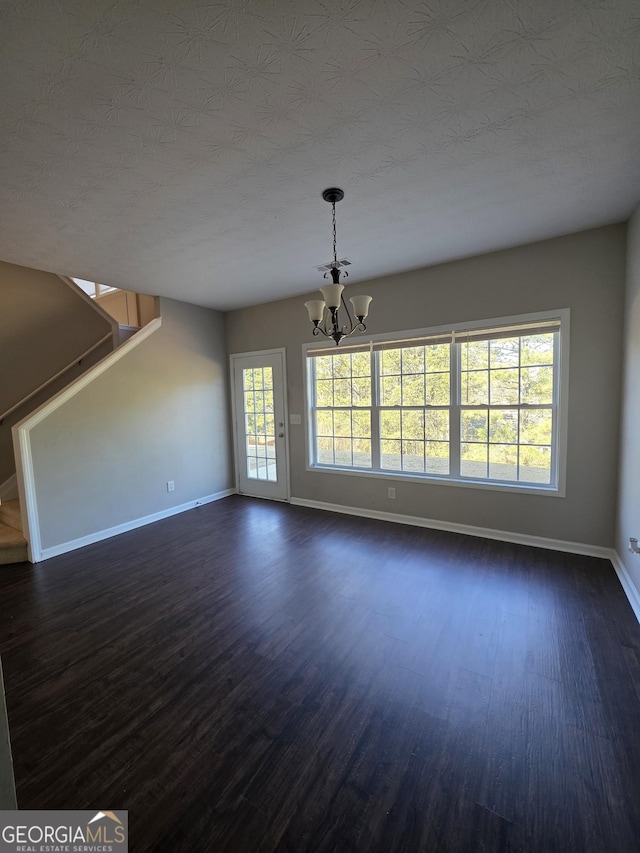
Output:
[0, 496, 639, 851]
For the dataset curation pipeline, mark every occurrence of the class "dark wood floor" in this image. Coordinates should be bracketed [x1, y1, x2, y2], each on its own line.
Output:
[0, 496, 639, 852]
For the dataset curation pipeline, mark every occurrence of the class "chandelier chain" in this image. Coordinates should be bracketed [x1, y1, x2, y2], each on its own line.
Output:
[332, 202, 337, 268]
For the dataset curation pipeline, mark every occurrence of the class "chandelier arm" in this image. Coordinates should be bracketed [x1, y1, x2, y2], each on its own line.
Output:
[340, 292, 355, 333]
[331, 307, 341, 338]
[324, 302, 339, 337]
[342, 321, 367, 339]
[312, 324, 330, 338]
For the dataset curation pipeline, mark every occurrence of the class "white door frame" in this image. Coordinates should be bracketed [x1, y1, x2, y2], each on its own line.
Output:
[230, 348, 290, 502]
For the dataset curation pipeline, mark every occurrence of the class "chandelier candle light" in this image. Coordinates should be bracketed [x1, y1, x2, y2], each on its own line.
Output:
[305, 188, 372, 346]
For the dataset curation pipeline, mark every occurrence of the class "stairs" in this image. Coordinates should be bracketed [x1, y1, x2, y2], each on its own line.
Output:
[0, 501, 27, 565]
[118, 324, 139, 344]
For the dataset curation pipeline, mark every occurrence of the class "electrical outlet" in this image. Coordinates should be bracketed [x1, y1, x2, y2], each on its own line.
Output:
[167, 480, 175, 492]
[388, 487, 396, 499]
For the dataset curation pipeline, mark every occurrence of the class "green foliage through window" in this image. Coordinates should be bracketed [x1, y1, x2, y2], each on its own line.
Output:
[308, 321, 561, 489]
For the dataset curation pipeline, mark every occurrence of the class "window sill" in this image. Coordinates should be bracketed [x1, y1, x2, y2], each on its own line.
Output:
[306, 463, 564, 497]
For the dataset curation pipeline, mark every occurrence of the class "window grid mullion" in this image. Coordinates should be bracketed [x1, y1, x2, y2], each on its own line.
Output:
[486, 345, 492, 478]
[516, 409, 521, 481]
[550, 330, 560, 484]
[371, 349, 381, 469]
[517, 339, 522, 480]
[309, 359, 318, 466]
[450, 341, 461, 478]
[459, 403, 551, 411]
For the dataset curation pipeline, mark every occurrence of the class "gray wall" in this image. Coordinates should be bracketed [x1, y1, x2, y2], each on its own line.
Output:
[0, 262, 114, 483]
[0, 261, 112, 410]
[617, 207, 640, 594]
[29, 297, 233, 552]
[226, 224, 626, 548]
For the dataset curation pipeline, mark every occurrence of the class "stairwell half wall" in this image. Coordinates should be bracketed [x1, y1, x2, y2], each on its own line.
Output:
[14, 297, 233, 560]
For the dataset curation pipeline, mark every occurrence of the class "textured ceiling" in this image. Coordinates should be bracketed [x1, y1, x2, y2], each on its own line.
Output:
[0, 0, 639, 310]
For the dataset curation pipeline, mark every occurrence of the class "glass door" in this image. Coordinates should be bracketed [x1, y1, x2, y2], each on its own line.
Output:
[231, 350, 289, 501]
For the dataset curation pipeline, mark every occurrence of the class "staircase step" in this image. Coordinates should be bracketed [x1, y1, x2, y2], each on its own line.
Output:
[0, 502, 27, 565]
[118, 325, 139, 344]
[0, 522, 27, 565]
[0, 501, 22, 533]
[0, 544, 27, 565]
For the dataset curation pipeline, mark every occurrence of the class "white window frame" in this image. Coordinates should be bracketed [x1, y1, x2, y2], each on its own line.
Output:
[303, 309, 569, 497]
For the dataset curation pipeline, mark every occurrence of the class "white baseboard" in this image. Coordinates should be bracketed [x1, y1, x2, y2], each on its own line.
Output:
[290, 498, 640, 623]
[0, 475, 17, 502]
[611, 551, 640, 624]
[39, 489, 236, 561]
[290, 497, 614, 560]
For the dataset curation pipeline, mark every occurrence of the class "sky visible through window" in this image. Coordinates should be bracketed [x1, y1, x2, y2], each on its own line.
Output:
[71, 278, 118, 299]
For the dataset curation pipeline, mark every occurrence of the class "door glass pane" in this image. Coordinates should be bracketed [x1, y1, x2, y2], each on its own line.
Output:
[243, 367, 277, 482]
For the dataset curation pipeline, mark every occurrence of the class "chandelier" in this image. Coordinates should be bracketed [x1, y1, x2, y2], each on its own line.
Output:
[305, 188, 372, 346]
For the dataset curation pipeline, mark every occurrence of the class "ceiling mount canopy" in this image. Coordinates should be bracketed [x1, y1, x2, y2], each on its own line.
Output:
[321, 187, 344, 204]
[305, 188, 372, 346]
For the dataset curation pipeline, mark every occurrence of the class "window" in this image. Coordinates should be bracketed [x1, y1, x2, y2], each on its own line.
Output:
[314, 350, 372, 468]
[71, 278, 118, 298]
[379, 340, 451, 476]
[306, 312, 567, 493]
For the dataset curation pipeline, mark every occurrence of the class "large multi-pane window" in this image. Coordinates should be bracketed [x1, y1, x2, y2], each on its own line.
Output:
[306, 315, 565, 491]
